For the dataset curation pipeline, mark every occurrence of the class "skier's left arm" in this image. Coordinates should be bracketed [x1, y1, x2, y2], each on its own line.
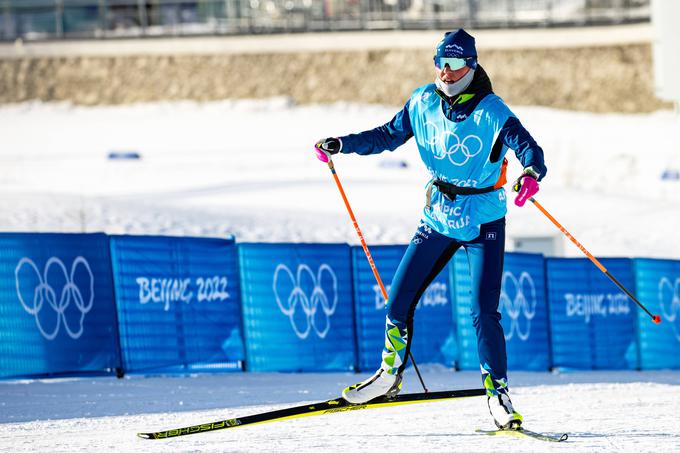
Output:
[499, 116, 547, 206]
[500, 116, 546, 180]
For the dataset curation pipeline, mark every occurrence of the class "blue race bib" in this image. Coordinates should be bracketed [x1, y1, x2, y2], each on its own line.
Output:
[408, 85, 514, 240]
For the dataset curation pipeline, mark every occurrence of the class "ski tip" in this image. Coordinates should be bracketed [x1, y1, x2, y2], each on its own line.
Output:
[137, 433, 153, 439]
[559, 433, 569, 441]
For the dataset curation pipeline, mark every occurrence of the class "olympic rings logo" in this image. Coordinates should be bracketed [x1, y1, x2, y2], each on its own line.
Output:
[499, 271, 537, 341]
[15, 257, 95, 341]
[272, 263, 338, 340]
[423, 122, 483, 167]
[658, 277, 680, 341]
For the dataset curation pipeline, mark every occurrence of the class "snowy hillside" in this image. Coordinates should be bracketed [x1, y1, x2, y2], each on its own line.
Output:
[1, 99, 679, 259]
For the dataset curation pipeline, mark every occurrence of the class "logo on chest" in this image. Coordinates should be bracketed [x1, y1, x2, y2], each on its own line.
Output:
[423, 121, 484, 167]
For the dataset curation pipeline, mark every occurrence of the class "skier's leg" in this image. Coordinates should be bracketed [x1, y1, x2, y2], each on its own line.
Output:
[463, 217, 521, 428]
[464, 217, 507, 390]
[385, 225, 461, 376]
[343, 221, 460, 403]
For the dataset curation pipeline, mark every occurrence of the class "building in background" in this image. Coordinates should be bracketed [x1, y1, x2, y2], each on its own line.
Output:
[1, 0, 652, 41]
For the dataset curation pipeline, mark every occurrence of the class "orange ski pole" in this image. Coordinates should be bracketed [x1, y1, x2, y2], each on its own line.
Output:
[529, 197, 661, 324]
[326, 159, 428, 391]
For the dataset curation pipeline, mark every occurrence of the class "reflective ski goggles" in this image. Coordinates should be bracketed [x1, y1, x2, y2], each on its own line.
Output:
[434, 56, 470, 71]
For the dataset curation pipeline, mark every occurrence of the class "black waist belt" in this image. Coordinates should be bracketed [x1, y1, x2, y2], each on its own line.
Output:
[426, 180, 496, 209]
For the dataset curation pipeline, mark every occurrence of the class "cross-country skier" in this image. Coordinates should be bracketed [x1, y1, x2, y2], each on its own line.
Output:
[313, 29, 546, 429]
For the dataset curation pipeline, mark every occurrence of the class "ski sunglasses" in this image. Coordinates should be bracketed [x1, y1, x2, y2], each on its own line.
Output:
[434, 56, 471, 71]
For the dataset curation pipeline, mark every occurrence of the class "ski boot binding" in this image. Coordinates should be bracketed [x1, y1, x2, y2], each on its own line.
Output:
[342, 369, 402, 404]
[488, 393, 523, 430]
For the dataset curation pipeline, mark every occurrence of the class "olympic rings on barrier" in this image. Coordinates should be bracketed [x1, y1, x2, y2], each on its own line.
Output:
[659, 277, 680, 341]
[15, 256, 95, 340]
[424, 122, 483, 167]
[272, 263, 338, 340]
[499, 271, 537, 341]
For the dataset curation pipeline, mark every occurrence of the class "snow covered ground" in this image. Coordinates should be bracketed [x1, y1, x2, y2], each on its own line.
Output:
[1, 99, 680, 451]
[1, 99, 679, 257]
[1, 368, 679, 452]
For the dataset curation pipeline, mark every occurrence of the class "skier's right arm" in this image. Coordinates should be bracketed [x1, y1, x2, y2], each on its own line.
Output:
[315, 102, 413, 159]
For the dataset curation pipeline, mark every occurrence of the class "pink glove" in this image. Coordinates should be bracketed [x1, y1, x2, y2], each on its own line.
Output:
[314, 147, 331, 163]
[514, 175, 539, 207]
[314, 137, 342, 163]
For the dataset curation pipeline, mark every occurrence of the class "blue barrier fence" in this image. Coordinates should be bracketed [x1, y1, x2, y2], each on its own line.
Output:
[110, 235, 243, 373]
[546, 258, 638, 370]
[633, 258, 680, 369]
[238, 243, 355, 372]
[0, 233, 119, 378]
[1, 232, 679, 378]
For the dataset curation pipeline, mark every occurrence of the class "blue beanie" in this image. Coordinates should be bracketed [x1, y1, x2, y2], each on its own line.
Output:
[434, 29, 478, 69]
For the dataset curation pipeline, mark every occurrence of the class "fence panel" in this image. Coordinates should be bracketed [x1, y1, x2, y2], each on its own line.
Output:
[0, 233, 119, 378]
[633, 258, 680, 369]
[110, 235, 243, 373]
[238, 243, 355, 372]
[546, 258, 637, 370]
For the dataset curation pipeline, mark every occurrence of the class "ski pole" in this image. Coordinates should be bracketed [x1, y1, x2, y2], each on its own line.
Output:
[529, 197, 661, 324]
[326, 158, 429, 392]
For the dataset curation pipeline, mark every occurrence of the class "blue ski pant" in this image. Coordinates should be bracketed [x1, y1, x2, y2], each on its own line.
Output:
[385, 217, 508, 391]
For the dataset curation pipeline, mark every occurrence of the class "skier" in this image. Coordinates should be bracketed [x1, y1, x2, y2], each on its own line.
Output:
[313, 29, 546, 429]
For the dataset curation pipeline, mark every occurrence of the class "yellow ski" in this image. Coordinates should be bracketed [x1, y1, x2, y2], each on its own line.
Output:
[138, 388, 485, 439]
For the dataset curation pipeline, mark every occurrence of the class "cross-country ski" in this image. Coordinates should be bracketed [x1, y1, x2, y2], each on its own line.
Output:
[138, 388, 485, 439]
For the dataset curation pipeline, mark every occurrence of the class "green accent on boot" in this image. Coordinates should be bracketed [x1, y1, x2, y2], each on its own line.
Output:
[383, 352, 396, 368]
[343, 383, 359, 393]
[495, 377, 508, 390]
[381, 318, 408, 375]
[391, 339, 407, 351]
[483, 373, 497, 397]
[386, 327, 406, 349]
[387, 325, 401, 337]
